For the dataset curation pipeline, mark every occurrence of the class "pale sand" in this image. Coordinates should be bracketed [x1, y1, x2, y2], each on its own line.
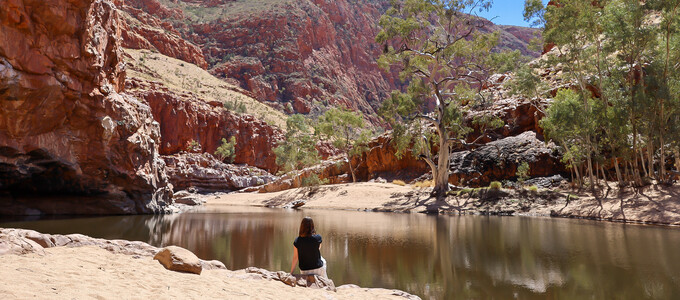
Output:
[206, 182, 680, 225]
[206, 182, 431, 212]
[0, 245, 407, 299]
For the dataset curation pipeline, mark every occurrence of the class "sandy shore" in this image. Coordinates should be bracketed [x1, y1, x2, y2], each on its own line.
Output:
[0, 229, 415, 300]
[206, 182, 424, 211]
[206, 182, 680, 225]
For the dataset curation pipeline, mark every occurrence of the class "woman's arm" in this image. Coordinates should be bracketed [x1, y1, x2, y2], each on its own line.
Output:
[290, 247, 298, 274]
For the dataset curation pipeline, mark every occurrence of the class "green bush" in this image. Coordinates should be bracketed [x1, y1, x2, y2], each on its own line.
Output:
[301, 174, 328, 187]
[215, 136, 236, 163]
[516, 162, 530, 182]
[185, 139, 201, 153]
[489, 181, 502, 190]
[527, 185, 538, 193]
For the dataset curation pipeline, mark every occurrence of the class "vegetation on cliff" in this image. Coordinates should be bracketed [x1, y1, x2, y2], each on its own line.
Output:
[522, 0, 680, 188]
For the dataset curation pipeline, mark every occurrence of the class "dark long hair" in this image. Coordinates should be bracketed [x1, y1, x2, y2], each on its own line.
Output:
[298, 217, 316, 237]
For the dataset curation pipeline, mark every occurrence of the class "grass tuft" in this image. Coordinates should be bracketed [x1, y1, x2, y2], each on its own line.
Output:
[392, 180, 406, 186]
[489, 181, 502, 190]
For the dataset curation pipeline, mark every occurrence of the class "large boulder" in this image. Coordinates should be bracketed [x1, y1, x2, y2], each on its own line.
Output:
[153, 245, 202, 275]
[0, 0, 172, 214]
[448, 131, 566, 186]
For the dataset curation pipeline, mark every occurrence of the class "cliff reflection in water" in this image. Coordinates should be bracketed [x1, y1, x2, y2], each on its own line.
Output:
[2, 207, 680, 299]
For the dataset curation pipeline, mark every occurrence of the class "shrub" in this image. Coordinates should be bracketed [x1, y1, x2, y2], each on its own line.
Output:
[489, 181, 502, 190]
[457, 188, 473, 196]
[301, 174, 329, 193]
[516, 162, 530, 182]
[185, 139, 202, 153]
[413, 180, 434, 188]
[215, 136, 236, 162]
[392, 180, 406, 186]
[527, 185, 538, 193]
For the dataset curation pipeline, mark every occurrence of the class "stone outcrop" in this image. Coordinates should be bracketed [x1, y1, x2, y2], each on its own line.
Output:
[0, 228, 228, 270]
[119, 0, 208, 68]
[0, 0, 172, 214]
[154, 245, 202, 275]
[163, 152, 275, 192]
[352, 134, 429, 181]
[258, 159, 350, 193]
[128, 80, 284, 173]
[0, 228, 159, 256]
[245, 267, 336, 292]
[448, 131, 566, 187]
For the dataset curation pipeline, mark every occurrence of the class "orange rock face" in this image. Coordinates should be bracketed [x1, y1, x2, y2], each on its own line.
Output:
[0, 0, 172, 214]
[127, 79, 284, 173]
[119, 0, 208, 69]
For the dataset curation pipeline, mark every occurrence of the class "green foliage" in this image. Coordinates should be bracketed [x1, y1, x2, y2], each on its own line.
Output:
[527, 185, 539, 193]
[315, 108, 368, 154]
[489, 181, 502, 190]
[516, 161, 530, 182]
[185, 139, 201, 153]
[223, 99, 247, 114]
[507, 64, 547, 99]
[273, 115, 320, 173]
[301, 173, 329, 188]
[489, 50, 530, 74]
[523, 0, 546, 28]
[315, 108, 373, 181]
[215, 136, 237, 163]
[376, 0, 507, 196]
[524, 0, 680, 186]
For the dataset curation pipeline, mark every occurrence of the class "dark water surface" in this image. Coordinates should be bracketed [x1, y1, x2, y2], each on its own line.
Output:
[2, 207, 680, 299]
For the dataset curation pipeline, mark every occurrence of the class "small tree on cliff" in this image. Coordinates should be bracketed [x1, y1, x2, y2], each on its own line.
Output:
[376, 0, 501, 198]
[215, 136, 237, 163]
[273, 114, 320, 174]
[315, 108, 372, 182]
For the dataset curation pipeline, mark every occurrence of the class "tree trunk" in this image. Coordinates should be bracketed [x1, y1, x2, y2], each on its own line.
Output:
[639, 148, 648, 178]
[660, 135, 666, 182]
[647, 139, 654, 180]
[613, 157, 623, 187]
[433, 134, 451, 200]
[587, 154, 595, 190]
[675, 148, 680, 180]
[348, 155, 356, 183]
[601, 165, 610, 189]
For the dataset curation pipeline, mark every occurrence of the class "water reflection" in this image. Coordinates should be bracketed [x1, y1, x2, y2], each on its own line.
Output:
[2, 208, 680, 299]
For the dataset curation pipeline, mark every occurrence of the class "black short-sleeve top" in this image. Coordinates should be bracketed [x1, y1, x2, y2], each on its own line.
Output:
[293, 234, 323, 270]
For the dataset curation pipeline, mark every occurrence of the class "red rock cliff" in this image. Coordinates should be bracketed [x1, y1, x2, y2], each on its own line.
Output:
[0, 0, 172, 214]
[120, 0, 208, 68]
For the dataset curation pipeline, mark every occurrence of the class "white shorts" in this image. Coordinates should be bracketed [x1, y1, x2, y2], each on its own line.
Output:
[300, 257, 327, 278]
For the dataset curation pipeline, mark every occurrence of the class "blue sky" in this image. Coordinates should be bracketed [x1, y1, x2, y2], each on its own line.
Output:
[476, 0, 550, 27]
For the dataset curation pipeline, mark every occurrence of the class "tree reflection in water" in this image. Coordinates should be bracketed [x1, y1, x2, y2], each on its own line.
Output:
[3, 207, 680, 299]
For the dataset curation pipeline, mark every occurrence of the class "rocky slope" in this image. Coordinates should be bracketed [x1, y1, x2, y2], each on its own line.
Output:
[123, 48, 286, 172]
[0, 0, 172, 214]
[122, 0, 540, 119]
[120, 2, 208, 69]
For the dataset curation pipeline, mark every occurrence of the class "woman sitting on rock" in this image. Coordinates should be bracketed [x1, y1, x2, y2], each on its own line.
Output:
[290, 217, 327, 278]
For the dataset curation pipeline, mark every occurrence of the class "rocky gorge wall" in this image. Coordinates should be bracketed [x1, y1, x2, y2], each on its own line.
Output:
[0, 0, 172, 214]
[123, 0, 539, 120]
